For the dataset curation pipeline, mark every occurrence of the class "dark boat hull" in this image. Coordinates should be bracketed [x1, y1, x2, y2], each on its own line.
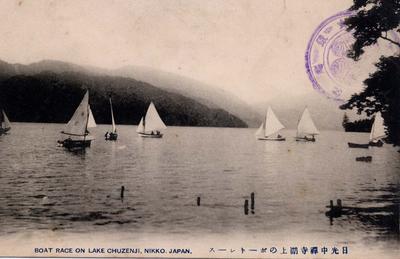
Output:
[257, 137, 286, 141]
[0, 127, 10, 135]
[348, 142, 369, 149]
[295, 137, 316, 142]
[356, 156, 372, 162]
[58, 139, 92, 151]
[138, 132, 163, 138]
[369, 140, 384, 147]
[105, 132, 118, 141]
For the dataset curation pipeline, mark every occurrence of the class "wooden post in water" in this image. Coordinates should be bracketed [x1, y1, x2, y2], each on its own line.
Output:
[244, 199, 249, 215]
[330, 200, 334, 209]
[250, 192, 255, 210]
[398, 204, 400, 234]
[120, 186, 125, 200]
[197, 197, 201, 206]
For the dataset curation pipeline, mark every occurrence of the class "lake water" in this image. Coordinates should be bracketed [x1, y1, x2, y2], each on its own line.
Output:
[0, 123, 399, 257]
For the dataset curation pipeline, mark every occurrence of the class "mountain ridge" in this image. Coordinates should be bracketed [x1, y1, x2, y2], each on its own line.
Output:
[0, 59, 346, 130]
[0, 62, 247, 128]
[0, 59, 260, 127]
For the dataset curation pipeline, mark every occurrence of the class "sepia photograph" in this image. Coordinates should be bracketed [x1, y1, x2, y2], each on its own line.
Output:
[0, 0, 399, 258]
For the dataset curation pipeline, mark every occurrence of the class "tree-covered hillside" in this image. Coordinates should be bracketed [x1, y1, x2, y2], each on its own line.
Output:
[0, 72, 247, 128]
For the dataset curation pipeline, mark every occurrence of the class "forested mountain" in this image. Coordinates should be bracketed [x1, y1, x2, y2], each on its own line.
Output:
[0, 70, 247, 128]
[0, 59, 257, 126]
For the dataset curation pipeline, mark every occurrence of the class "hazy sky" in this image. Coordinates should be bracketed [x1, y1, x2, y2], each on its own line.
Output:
[0, 0, 367, 104]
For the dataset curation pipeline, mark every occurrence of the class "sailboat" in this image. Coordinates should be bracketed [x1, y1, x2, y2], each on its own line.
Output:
[58, 90, 97, 150]
[105, 97, 118, 141]
[255, 106, 285, 141]
[369, 112, 385, 147]
[348, 112, 386, 148]
[136, 102, 167, 138]
[0, 110, 11, 135]
[295, 107, 319, 142]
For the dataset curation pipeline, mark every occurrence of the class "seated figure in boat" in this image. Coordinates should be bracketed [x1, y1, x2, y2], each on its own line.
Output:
[105, 130, 118, 141]
[149, 130, 161, 136]
[58, 137, 72, 147]
[369, 139, 384, 147]
[110, 130, 117, 140]
[305, 135, 315, 142]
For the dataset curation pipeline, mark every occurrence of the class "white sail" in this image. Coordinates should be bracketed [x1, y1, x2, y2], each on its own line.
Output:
[63, 91, 89, 136]
[143, 102, 167, 133]
[136, 117, 144, 133]
[264, 106, 285, 137]
[1, 110, 4, 128]
[87, 105, 97, 128]
[297, 107, 319, 137]
[255, 122, 264, 136]
[370, 112, 386, 141]
[110, 98, 116, 133]
[1, 110, 11, 129]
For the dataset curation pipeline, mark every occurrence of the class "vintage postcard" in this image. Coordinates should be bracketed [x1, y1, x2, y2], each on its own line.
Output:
[0, 0, 399, 258]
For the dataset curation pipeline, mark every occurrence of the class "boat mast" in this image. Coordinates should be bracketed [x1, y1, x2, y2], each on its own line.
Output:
[0, 110, 3, 129]
[83, 90, 90, 143]
[109, 96, 115, 133]
[296, 108, 305, 138]
[263, 108, 267, 136]
[143, 106, 146, 133]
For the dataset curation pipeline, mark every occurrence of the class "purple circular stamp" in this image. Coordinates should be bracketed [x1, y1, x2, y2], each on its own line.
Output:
[305, 11, 400, 103]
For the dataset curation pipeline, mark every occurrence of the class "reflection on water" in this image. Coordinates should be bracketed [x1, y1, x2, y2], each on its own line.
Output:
[0, 123, 398, 251]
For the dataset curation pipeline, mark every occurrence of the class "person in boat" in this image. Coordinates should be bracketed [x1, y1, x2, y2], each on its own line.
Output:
[305, 135, 315, 141]
[105, 132, 109, 139]
[371, 139, 383, 145]
[156, 130, 160, 135]
[151, 131, 154, 135]
[62, 137, 72, 146]
[277, 134, 282, 139]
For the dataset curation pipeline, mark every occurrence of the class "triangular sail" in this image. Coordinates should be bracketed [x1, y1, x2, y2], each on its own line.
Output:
[143, 102, 167, 133]
[370, 112, 386, 141]
[0, 111, 2, 127]
[109, 98, 116, 133]
[264, 106, 285, 137]
[87, 105, 97, 128]
[255, 122, 264, 136]
[297, 107, 319, 137]
[1, 110, 11, 129]
[136, 117, 145, 133]
[62, 91, 89, 136]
